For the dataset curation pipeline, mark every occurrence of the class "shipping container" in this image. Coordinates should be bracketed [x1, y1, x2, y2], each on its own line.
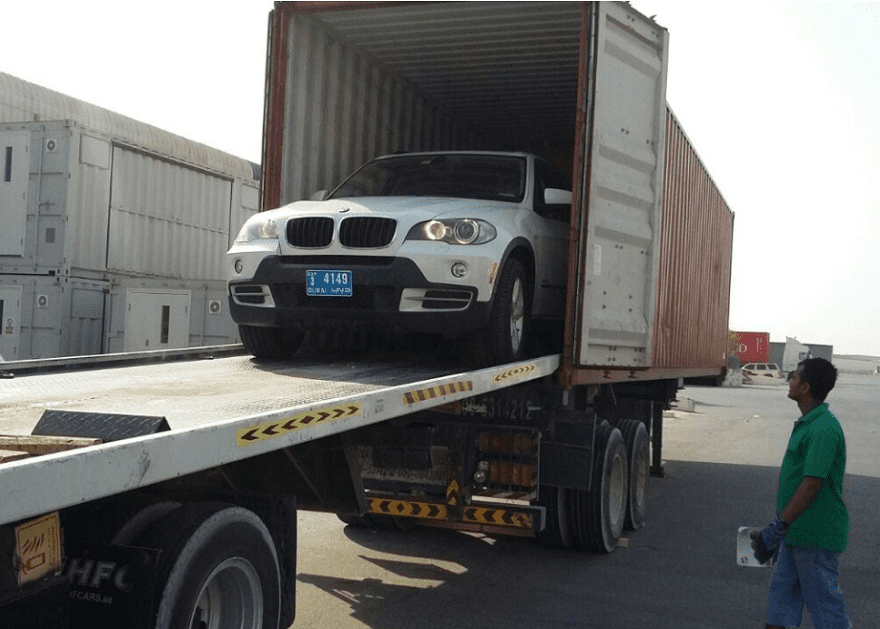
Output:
[0, 73, 262, 358]
[730, 331, 771, 364]
[647, 109, 734, 378]
[260, 1, 732, 385]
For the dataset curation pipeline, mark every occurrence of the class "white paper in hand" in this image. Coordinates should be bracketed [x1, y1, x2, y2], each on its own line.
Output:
[737, 526, 776, 567]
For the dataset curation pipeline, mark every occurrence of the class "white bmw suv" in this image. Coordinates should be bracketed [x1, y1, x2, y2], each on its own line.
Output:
[227, 151, 571, 364]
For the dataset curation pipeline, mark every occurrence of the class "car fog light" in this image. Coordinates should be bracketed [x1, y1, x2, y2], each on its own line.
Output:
[451, 262, 468, 278]
[234, 259, 244, 274]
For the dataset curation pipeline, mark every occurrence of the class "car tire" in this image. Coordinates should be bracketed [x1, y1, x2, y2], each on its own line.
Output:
[239, 325, 304, 359]
[484, 258, 530, 365]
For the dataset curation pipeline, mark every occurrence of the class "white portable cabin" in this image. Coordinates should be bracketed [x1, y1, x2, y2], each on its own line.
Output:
[0, 72, 260, 359]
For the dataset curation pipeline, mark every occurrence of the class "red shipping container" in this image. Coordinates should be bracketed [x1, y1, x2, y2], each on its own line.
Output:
[729, 331, 770, 364]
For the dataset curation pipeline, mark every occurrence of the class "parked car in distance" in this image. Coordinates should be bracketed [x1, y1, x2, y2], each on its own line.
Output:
[741, 362, 785, 383]
[227, 151, 572, 364]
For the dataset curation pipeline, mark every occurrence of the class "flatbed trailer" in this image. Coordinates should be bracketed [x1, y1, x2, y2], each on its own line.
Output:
[0, 348, 561, 627]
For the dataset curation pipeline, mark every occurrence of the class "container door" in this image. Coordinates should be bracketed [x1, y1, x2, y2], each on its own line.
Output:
[0, 131, 29, 257]
[0, 285, 22, 360]
[570, 3, 669, 369]
[124, 289, 191, 352]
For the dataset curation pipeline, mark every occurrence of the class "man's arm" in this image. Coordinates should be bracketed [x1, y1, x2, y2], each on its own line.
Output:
[779, 476, 824, 524]
[752, 476, 825, 563]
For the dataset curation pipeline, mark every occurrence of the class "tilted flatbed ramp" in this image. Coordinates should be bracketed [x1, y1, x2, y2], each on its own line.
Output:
[0, 352, 560, 525]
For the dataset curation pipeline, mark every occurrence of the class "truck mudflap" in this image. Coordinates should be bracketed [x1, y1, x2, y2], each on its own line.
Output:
[366, 497, 546, 534]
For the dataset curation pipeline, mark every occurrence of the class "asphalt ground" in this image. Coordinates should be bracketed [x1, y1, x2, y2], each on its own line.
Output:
[293, 372, 880, 628]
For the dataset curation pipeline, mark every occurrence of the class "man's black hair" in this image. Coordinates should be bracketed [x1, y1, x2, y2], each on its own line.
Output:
[798, 357, 838, 401]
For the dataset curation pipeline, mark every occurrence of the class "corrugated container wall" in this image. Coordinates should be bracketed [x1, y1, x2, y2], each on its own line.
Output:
[263, 2, 586, 209]
[652, 108, 734, 372]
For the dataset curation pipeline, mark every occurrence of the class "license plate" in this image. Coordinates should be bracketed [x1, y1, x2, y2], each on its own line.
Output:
[307, 270, 353, 297]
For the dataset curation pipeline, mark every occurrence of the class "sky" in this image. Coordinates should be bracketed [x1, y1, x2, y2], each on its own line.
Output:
[2, 1, 879, 356]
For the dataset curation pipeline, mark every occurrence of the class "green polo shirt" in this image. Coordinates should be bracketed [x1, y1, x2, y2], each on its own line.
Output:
[776, 402, 848, 552]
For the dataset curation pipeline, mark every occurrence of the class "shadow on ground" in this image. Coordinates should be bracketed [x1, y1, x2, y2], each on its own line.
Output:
[298, 461, 878, 629]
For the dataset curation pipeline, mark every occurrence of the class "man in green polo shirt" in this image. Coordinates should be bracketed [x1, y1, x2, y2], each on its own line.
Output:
[751, 357, 850, 628]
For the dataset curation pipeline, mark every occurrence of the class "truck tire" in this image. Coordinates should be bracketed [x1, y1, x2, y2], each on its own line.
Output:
[483, 258, 530, 365]
[618, 419, 650, 530]
[574, 422, 627, 553]
[138, 502, 281, 629]
[536, 484, 573, 549]
[239, 324, 304, 359]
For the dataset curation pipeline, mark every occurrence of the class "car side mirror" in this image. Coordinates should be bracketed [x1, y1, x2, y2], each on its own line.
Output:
[544, 188, 572, 205]
[310, 190, 329, 201]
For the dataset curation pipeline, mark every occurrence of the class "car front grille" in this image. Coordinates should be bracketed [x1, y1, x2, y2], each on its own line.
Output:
[339, 217, 396, 248]
[287, 217, 334, 248]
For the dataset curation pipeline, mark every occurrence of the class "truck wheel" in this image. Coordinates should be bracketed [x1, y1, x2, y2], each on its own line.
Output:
[239, 324, 304, 359]
[536, 484, 574, 549]
[618, 419, 650, 530]
[483, 258, 530, 365]
[574, 422, 627, 553]
[138, 503, 281, 629]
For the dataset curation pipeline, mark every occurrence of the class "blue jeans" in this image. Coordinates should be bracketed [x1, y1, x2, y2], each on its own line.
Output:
[767, 541, 850, 628]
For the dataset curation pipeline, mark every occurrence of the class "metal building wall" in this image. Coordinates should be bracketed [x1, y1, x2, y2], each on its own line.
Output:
[0, 275, 108, 359]
[107, 146, 233, 280]
[0, 72, 261, 358]
[0, 71, 257, 181]
[1, 121, 251, 281]
[652, 108, 734, 370]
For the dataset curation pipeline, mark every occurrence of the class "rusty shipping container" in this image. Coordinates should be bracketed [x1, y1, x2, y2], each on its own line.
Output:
[651, 109, 734, 377]
[261, 1, 733, 385]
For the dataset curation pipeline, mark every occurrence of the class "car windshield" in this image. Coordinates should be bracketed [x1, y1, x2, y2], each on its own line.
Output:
[328, 154, 526, 203]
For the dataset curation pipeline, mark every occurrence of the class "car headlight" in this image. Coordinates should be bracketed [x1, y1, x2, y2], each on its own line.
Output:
[234, 215, 280, 243]
[405, 219, 496, 245]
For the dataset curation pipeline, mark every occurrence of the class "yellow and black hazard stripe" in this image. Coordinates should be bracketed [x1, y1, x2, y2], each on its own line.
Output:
[237, 403, 362, 446]
[445, 479, 462, 506]
[368, 498, 448, 520]
[463, 506, 534, 529]
[493, 363, 537, 384]
[403, 380, 473, 405]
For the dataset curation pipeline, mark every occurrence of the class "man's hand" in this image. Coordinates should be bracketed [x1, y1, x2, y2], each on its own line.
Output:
[750, 517, 789, 564]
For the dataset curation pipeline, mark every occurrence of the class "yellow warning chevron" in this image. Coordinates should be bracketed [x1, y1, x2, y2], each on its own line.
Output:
[237, 403, 362, 446]
[445, 479, 461, 506]
[463, 507, 533, 528]
[492, 363, 537, 384]
[368, 498, 448, 520]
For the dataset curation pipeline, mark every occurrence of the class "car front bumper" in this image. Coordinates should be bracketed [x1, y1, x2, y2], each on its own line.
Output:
[228, 255, 493, 335]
